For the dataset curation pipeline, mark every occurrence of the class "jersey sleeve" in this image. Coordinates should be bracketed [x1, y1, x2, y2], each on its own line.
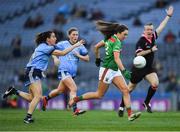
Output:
[55, 42, 64, 50]
[113, 41, 121, 52]
[47, 46, 56, 55]
[153, 31, 158, 40]
[79, 45, 88, 56]
[39, 44, 56, 55]
[135, 38, 146, 54]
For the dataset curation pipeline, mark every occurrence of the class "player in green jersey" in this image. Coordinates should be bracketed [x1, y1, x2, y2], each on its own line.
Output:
[69, 20, 141, 121]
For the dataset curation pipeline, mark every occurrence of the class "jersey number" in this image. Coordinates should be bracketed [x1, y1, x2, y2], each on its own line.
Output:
[105, 43, 109, 55]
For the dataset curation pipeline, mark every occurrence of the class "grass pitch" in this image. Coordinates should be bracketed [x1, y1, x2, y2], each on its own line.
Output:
[0, 109, 180, 131]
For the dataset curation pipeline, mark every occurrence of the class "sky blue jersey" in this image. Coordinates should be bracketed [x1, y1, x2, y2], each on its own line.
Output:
[56, 40, 88, 77]
[26, 43, 56, 71]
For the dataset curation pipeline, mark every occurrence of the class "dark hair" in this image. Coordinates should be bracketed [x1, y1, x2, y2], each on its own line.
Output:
[145, 22, 153, 26]
[67, 27, 78, 35]
[95, 20, 128, 40]
[35, 31, 54, 45]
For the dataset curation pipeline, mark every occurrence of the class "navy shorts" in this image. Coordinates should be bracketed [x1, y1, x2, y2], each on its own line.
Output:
[24, 67, 44, 87]
[130, 66, 156, 84]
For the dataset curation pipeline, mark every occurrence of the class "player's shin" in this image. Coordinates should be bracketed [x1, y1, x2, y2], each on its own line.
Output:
[144, 85, 157, 104]
[123, 94, 132, 117]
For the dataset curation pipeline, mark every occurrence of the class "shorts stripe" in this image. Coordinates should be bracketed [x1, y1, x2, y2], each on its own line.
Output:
[28, 67, 34, 84]
[101, 68, 108, 81]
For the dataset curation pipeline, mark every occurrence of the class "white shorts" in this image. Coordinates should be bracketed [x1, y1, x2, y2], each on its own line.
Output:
[99, 67, 122, 84]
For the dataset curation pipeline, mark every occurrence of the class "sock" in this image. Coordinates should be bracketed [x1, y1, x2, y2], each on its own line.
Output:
[74, 96, 83, 103]
[72, 103, 77, 112]
[126, 107, 132, 117]
[46, 95, 51, 101]
[144, 86, 157, 104]
[26, 113, 32, 118]
[119, 97, 125, 108]
[78, 96, 83, 101]
[15, 90, 19, 96]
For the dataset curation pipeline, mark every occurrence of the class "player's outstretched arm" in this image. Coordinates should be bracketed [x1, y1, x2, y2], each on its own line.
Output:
[156, 6, 174, 36]
[94, 40, 105, 58]
[52, 40, 85, 56]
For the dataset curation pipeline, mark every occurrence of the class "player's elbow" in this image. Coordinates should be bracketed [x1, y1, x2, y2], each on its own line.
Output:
[94, 45, 98, 53]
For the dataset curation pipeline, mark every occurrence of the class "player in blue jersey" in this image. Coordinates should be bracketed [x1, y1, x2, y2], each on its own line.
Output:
[42, 27, 89, 116]
[3, 30, 85, 124]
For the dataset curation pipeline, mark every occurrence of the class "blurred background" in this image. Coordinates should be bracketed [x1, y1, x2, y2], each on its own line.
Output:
[0, 0, 180, 112]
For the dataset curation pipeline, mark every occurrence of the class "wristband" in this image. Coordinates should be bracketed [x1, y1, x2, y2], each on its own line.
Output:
[151, 48, 153, 52]
[167, 15, 172, 17]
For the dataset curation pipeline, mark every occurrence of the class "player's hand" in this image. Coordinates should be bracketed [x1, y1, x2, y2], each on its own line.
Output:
[122, 69, 131, 80]
[166, 6, 173, 17]
[74, 40, 85, 47]
[95, 58, 102, 67]
[151, 45, 158, 52]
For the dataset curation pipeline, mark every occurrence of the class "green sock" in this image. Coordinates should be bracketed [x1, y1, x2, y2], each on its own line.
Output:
[79, 96, 83, 101]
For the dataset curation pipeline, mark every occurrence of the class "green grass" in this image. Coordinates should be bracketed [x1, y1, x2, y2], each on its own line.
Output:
[0, 109, 180, 131]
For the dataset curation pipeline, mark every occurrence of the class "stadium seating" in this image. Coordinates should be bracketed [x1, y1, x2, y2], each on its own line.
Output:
[0, 0, 180, 104]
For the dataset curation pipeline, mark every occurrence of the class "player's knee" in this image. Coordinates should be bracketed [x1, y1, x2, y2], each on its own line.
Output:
[34, 95, 42, 101]
[70, 89, 77, 95]
[151, 84, 158, 90]
[28, 97, 33, 102]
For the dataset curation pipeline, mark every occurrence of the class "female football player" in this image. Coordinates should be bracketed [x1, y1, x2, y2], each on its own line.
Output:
[69, 20, 141, 121]
[42, 27, 89, 116]
[3, 31, 84, 123]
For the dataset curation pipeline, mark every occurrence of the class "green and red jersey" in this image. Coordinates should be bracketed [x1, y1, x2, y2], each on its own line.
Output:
[102, 35, 122, 71]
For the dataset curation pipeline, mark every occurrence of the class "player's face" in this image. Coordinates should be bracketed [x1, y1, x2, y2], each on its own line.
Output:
[117, 30, 128, 41]
[69, 31, 79, 44]
[144, 25, 154, 39]
[47, 33, 57, 45]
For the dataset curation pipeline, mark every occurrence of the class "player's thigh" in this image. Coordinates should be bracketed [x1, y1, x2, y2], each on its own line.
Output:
[112, 76, 128, 92]
[29, 88, 34, 98]
[62, 77, 77, 91]
[29, 80, 42, 97]
[145, 72, 159, 86]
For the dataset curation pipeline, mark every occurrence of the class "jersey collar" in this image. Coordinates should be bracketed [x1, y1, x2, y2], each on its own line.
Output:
[142, 33, 152, 43]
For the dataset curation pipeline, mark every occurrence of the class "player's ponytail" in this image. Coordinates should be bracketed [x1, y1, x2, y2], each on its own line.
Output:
[35, 31, 53, 46]
[95, 20, 128, 40]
